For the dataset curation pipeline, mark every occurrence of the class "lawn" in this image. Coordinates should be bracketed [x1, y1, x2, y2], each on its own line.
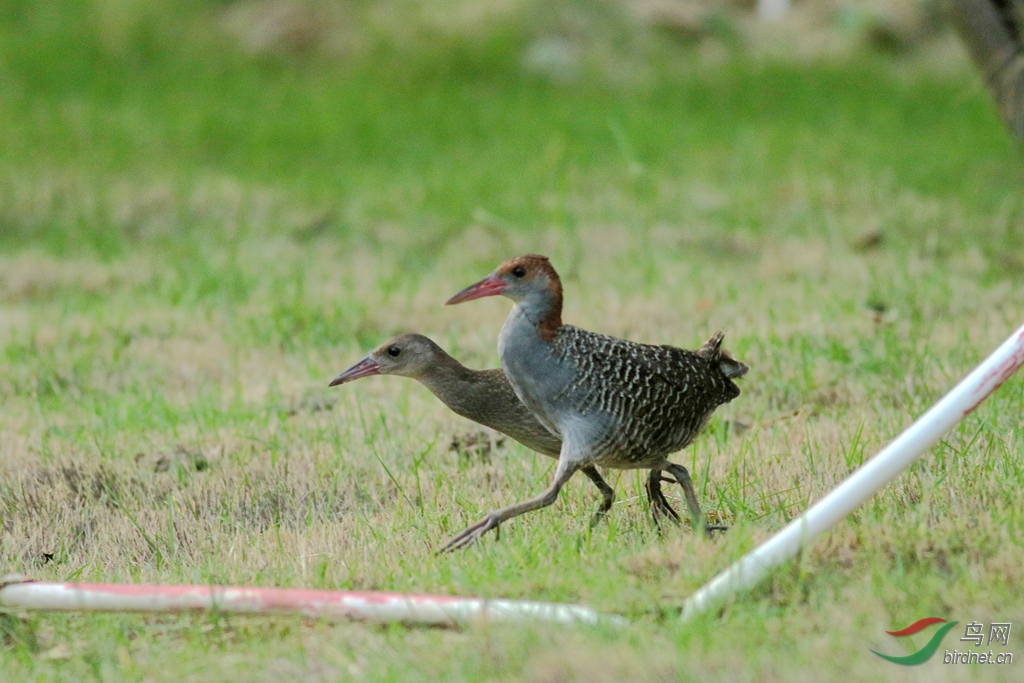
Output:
[1, 1, 1023, 680]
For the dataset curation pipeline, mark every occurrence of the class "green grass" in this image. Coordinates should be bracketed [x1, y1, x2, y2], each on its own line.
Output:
[2, 2, 1024, 680]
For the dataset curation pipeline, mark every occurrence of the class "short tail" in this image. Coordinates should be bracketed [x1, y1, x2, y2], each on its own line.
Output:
[697, 331, 748, 379]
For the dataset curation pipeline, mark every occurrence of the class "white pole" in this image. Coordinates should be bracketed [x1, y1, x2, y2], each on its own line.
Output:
[682, 323, 1024, 620]
[0, 576, 623, 627]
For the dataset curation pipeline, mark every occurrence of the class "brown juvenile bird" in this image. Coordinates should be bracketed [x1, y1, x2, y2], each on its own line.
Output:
[329, 333, 689, 527]
[443, 255, 747, 551]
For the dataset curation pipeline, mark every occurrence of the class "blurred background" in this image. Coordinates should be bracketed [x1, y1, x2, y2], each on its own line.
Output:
[0, 0, 1004, 261]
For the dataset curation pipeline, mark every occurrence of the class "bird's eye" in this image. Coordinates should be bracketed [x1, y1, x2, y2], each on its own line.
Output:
[511, 266, 526, 278]
[387, 346, 401, 357]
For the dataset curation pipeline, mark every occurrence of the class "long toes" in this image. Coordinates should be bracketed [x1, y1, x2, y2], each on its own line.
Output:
[438, 531, 479, 554]
[436, 536, 466, 554]
[700, 523, 729, 539]
[653, 505, 680, 523]
[650, 502, 681, 532]
[589, 501, 613, 528]
[651, 497, 681, 522]
[437, 525, 482, 554]
[437, 516, 500, 553]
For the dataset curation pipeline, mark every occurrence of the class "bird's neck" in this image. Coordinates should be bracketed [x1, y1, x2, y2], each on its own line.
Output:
[416, 356, 480, 414]
[512, 287, 562, 342]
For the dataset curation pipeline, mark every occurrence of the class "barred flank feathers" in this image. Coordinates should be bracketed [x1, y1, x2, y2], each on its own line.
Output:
[547, 325, 747, 465]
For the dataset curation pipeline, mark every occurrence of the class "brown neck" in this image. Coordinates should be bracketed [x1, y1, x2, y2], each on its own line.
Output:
[417, 353, 478, 405]
[537, 282, 562, 341]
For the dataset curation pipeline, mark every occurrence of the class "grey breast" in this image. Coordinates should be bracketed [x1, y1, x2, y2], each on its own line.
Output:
[498, 306, 575, 439]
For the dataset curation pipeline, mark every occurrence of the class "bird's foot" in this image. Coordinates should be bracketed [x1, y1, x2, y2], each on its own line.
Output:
[704, 524, 729, 540]
[651, 499, 681, 532]
[646, 474, 682, 532]
[588, 508, 609, 529]
[437, 514, 501, 553]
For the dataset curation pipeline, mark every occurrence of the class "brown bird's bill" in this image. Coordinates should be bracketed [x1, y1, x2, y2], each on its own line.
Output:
[329, 357, 381, 386]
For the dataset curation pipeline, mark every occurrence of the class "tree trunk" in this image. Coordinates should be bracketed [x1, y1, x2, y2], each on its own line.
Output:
[947, 0, 1024, 140]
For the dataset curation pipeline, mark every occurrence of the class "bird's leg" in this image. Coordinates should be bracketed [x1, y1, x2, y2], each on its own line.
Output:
[438, 461, 579, 553]
[646, 470, 680, 531]
[664, 463, 727, 538]
[580, 465, 615, 528]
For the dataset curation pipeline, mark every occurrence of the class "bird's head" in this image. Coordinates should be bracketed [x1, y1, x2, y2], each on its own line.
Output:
[329, 333, 442, 386]
[445, 254, 562, 309]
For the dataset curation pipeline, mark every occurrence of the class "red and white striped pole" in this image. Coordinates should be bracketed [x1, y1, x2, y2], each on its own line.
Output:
[0, 575, 622, 627]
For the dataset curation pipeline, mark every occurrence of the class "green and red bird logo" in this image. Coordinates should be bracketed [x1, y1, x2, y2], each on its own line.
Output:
[871, 617, 959, 665]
